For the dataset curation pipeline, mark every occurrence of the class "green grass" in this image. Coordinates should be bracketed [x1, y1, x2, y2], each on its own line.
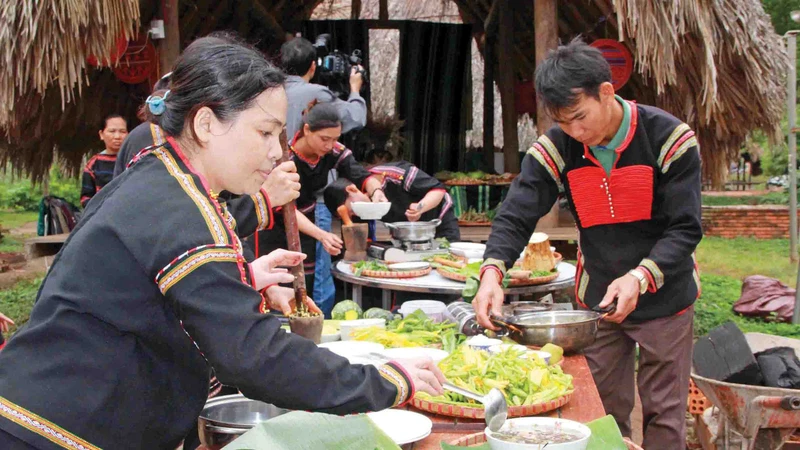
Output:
[0, 277, 42, 340]
[701, 191, 795, 206]
[0, 210, 38, 231]
[696, 237, 796, 286]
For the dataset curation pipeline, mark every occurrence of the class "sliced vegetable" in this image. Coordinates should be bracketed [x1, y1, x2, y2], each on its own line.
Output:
[352, 260, 389, 276]
[331, 300, 363, 321]
[350, 310, 465, 350]
[541, 343, 564, 365]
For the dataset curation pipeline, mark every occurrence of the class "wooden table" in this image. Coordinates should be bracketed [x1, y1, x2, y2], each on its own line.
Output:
[412, 354, 605, 449]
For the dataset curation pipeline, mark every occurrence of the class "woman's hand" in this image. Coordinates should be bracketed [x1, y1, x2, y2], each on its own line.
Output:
[262, 161, 301, 207]
[250, 249, 306, 290]
[320, 232, 343, 256]
[371, 189, 388, 203]
[265, 285, 322, 316]
[390, 357, 446, 397]
[405, 202, 423, 222]
[0, 312, 14, 333]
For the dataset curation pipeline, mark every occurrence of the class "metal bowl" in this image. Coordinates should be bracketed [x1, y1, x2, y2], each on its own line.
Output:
[505, 310, 601, 353]
[505, 301, 553, 315]
[198, 394, 288, 449]
[384, 219, 441, 241]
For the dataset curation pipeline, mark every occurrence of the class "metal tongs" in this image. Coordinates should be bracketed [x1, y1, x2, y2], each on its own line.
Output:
[591, 299, 618, 319]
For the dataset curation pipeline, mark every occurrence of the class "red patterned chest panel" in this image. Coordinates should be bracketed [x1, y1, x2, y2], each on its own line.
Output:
[567, 165, 654, 228]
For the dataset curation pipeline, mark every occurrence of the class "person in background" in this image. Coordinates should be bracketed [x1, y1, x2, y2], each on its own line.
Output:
[324, 152, 460, 242]
[245, 102, 387, 316]
[113, 73, 172, 177]
[473, 39, 702, 448]
[0, 312, 13, 351]
[80, 114, 128, 207]
[281, 36, 367, 319]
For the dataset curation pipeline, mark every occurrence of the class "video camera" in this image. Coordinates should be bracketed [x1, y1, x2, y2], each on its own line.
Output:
[312, 34, 368, 98]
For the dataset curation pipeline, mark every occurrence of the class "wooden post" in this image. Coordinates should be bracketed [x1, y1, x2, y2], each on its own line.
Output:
[379, 0, 388, 21]
[498, 0, 519, 173]
[534, 0, 557, 133]
[351, 0, 362, 20]
[483, 33, 495, 170]
[534, 0, 559, 228]
[158, 0, 181, 76]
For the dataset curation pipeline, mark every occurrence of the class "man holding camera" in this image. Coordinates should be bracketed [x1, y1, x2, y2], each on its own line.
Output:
[281, 36, 367, 137]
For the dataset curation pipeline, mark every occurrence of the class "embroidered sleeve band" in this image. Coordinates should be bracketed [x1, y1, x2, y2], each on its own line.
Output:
[251, 188, 274, 231]
[480, 258, 507, 279]
[638, 258, 664, 291]
[379, 362, 415, 407]
[155, 244, 240, 294]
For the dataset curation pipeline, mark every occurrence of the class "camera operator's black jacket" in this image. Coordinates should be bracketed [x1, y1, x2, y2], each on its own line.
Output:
[285, 75, 366, 137]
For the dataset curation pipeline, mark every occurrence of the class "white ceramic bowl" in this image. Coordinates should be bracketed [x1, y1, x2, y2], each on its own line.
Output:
[339, 318, 386, 341]
[318, 340, 385, 358]
[450, 242, 486, 260]
[351, 202, 392, 220]
[465, 335, 502, 351]
[486, 417, 591, 450]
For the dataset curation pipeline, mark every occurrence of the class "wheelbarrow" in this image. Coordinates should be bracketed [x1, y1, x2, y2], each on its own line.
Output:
[691, 333, 800, 449]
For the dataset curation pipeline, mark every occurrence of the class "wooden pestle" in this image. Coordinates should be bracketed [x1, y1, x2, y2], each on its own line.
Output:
[277, 130, 308, 313]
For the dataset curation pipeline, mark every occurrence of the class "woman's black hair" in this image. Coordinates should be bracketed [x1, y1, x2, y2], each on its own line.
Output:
[534, 37, 612, 117]
[145, 32, 286, 143]
[101, 113, 126, 130]
[323, 177, 355, 216]
[280, 37, 316, 76]
[303, 102, 342, 132]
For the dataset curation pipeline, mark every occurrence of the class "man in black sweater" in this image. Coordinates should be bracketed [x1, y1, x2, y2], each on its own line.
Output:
[473, 39, 702, 448]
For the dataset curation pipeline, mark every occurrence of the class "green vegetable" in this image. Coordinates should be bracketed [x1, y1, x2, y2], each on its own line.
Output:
[363, 307, 395, 322]
[331, 300, 363, 321]
[352, 260, 388, 277]
[467, 170, 485, 179]
[417, 346, 574, 408]
[586, 415, 628, 450]
[435, 237, 450, 249]
[225, 411, 399, 449]
[350, 310, 464, 349]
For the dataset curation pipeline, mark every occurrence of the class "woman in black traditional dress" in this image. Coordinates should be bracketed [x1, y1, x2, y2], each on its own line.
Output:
[0, 35, 444, 450]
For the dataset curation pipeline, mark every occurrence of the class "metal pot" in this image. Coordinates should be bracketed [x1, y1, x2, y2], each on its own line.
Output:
[494, 310, 603, 353]
[198, 394, 288, 449]
[384, 219, 441, 242]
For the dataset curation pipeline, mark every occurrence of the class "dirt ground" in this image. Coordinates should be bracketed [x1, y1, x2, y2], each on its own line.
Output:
[0, 220, 48, 289]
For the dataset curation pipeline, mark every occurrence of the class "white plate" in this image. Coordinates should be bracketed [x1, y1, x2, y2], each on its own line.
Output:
[381, 347, 450, 364]
[367, 409, 433, 445]
[450, 242, 486, 260]
[351, 202, 392, 220]
[318, 341, 385, 358]
[340, 318, 386, 341]
[388, 262, 431, 271]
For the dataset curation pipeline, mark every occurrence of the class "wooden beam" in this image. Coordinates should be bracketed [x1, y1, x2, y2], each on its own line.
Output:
[158, 0, 181, 76]
[379, 0, 388, 21]
[534, 0, 557, 133]
[351, 0, 361, 19]
[483, 32, 495, 169]
[484, 0, 499, 34]
[250, 0, 286, 41]
[498, 0, 519, 172]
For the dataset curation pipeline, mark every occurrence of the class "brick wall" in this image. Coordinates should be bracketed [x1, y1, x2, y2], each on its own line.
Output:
[702, 206, 797, 239]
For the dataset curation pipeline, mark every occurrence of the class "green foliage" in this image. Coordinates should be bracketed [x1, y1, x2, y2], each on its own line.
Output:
[697, 237, 796, 286]
[695, 274, 800, 339]
[0, 165, 80, 212]
[702, 191, 797, 206]
[0, 277, 42, 340]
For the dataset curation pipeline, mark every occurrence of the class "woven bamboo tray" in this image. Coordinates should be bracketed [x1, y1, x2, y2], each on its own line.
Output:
[458, 220, 492, 227]
[411, 391, 571, 420]
[351, 264, 432, 279]
[436, 268, 559, 286]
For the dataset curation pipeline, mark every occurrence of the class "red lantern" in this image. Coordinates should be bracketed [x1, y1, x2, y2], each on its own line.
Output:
[86, 35, 129, 67]
[113, 37, 157, 85]
[590, 39, 634, 90]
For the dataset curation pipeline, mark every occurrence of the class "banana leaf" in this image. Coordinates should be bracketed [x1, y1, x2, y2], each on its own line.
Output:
[586, 414, 627, 450]
[223, 411, 399, 450]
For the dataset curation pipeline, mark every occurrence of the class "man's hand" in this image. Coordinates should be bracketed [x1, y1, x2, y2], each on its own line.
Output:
[265, 285, 322, 316]
[350, 66, 364, 93]
[599, 274, 641, 323]
[0, 312, 14, 333]
[371, 189, 388, 203]
[320, 232, 343, 256]
[262, 161, 301, 207]
[473, 270, 505, 330]
[250, 249, 306, 290]
[405, 202, 423, 221]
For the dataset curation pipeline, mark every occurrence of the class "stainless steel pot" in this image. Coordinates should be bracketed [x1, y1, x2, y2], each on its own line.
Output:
[495, 310, 603, 353]
[198, 394, 288, 450]
[384, 219, 441, 241]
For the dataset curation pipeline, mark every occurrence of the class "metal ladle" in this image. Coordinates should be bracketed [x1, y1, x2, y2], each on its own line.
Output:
[443, 383, 508, 432]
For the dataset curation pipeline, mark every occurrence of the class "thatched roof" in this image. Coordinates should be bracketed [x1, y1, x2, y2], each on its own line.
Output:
[0, 0, 788, 185]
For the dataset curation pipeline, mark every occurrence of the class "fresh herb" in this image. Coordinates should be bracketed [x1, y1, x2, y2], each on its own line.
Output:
[349, 310, 464, 349]
[435, 237, 450, 249]
[352, 260, 388, 276]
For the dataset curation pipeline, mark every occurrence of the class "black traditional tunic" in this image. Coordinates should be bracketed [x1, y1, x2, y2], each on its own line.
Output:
[80, 152, 117, 208]
[367, 161, 460, 241]
[245, 138, 372, 284]
[0, 138, 413, 450]
[113, 122, 166, 177]
[482, 101, 702, 321]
